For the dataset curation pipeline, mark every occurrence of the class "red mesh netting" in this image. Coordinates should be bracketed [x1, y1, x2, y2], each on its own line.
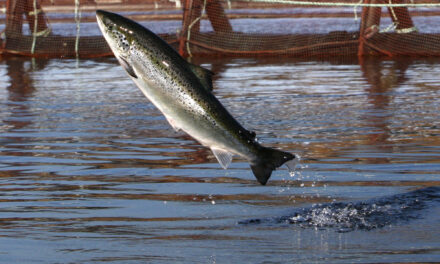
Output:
[1, 0, 439, 58]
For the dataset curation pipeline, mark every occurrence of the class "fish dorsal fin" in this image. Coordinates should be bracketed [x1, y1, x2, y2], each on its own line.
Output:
[189, 63, 214, 92]
[211, 147, 233, 169]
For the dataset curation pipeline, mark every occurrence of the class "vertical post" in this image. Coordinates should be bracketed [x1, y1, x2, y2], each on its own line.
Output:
[30, 0, 38, 54]
[4, 0, 49, 51]
[74, 0, 81, 59]
[206, 0, 232, 33]
[358, 0, 381, 56]
[387, 0, 416, 33]
[24, 0, 48, 34]
[179, 0, 231, 56]
[5, 0, 24, 37]
[179, 0, 193, 56]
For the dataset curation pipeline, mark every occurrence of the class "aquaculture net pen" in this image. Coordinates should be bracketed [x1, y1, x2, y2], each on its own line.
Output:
[1, 0, 440, 58]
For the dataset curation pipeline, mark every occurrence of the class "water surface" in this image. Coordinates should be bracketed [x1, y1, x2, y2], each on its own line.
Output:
[0, 56, 439, 263]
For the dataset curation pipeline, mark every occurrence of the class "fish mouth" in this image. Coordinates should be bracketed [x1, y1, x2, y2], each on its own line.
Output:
[95, 10, 126, 35]
[95, 9, 105, 22]
[95, 10, 108, 30]
[96, 10, 112, 37]
[96, 9, 134, 58]
[96, 10, 114, 26]
[96, 9, 136, 33]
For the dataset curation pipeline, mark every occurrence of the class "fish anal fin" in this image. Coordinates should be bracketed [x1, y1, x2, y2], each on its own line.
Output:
[211, 147, 233, 169]
[189, 63, 214, 92]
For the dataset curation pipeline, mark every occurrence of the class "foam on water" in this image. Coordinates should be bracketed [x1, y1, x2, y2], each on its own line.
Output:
[241, 187, 440, 232]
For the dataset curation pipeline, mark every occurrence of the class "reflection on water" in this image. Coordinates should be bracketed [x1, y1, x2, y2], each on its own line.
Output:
[3, 58, 36, 134]
[0, 56, 440, 263]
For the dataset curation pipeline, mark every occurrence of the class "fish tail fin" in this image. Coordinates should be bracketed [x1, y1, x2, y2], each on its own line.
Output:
[250, 147, 296, 185]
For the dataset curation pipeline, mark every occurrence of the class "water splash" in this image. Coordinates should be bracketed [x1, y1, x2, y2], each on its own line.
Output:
[241, 187, 440, 232]
[285, 154, 300, 178]
[287, 155, 311, 182]
[284, 154, 314, 186]
[279, 154, 302, 193]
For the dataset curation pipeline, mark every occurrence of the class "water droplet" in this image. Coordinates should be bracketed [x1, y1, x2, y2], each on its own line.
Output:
[286, 154, 300, 178]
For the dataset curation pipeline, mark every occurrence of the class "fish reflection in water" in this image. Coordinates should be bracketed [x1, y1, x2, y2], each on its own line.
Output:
[241, 187, 440, 232]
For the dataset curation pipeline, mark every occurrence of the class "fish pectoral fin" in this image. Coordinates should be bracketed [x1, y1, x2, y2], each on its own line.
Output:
[189, 63, 214, 92]
[163, 114, 181, 132]
[118, 56, 138, 79]
[211, 147, 233, 169]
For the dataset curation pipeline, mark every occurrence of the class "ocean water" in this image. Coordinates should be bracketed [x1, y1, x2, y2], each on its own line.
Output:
[0, 56, 439, 263]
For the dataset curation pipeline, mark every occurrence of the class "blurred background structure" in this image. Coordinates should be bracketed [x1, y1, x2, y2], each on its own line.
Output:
[1, 0, 440, 58]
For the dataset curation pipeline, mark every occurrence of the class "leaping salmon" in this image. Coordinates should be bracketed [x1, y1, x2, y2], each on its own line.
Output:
[96, 10, 296, 185]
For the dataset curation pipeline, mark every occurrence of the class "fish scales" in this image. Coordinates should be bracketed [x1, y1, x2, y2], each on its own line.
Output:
[97, 10, 296, 184]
